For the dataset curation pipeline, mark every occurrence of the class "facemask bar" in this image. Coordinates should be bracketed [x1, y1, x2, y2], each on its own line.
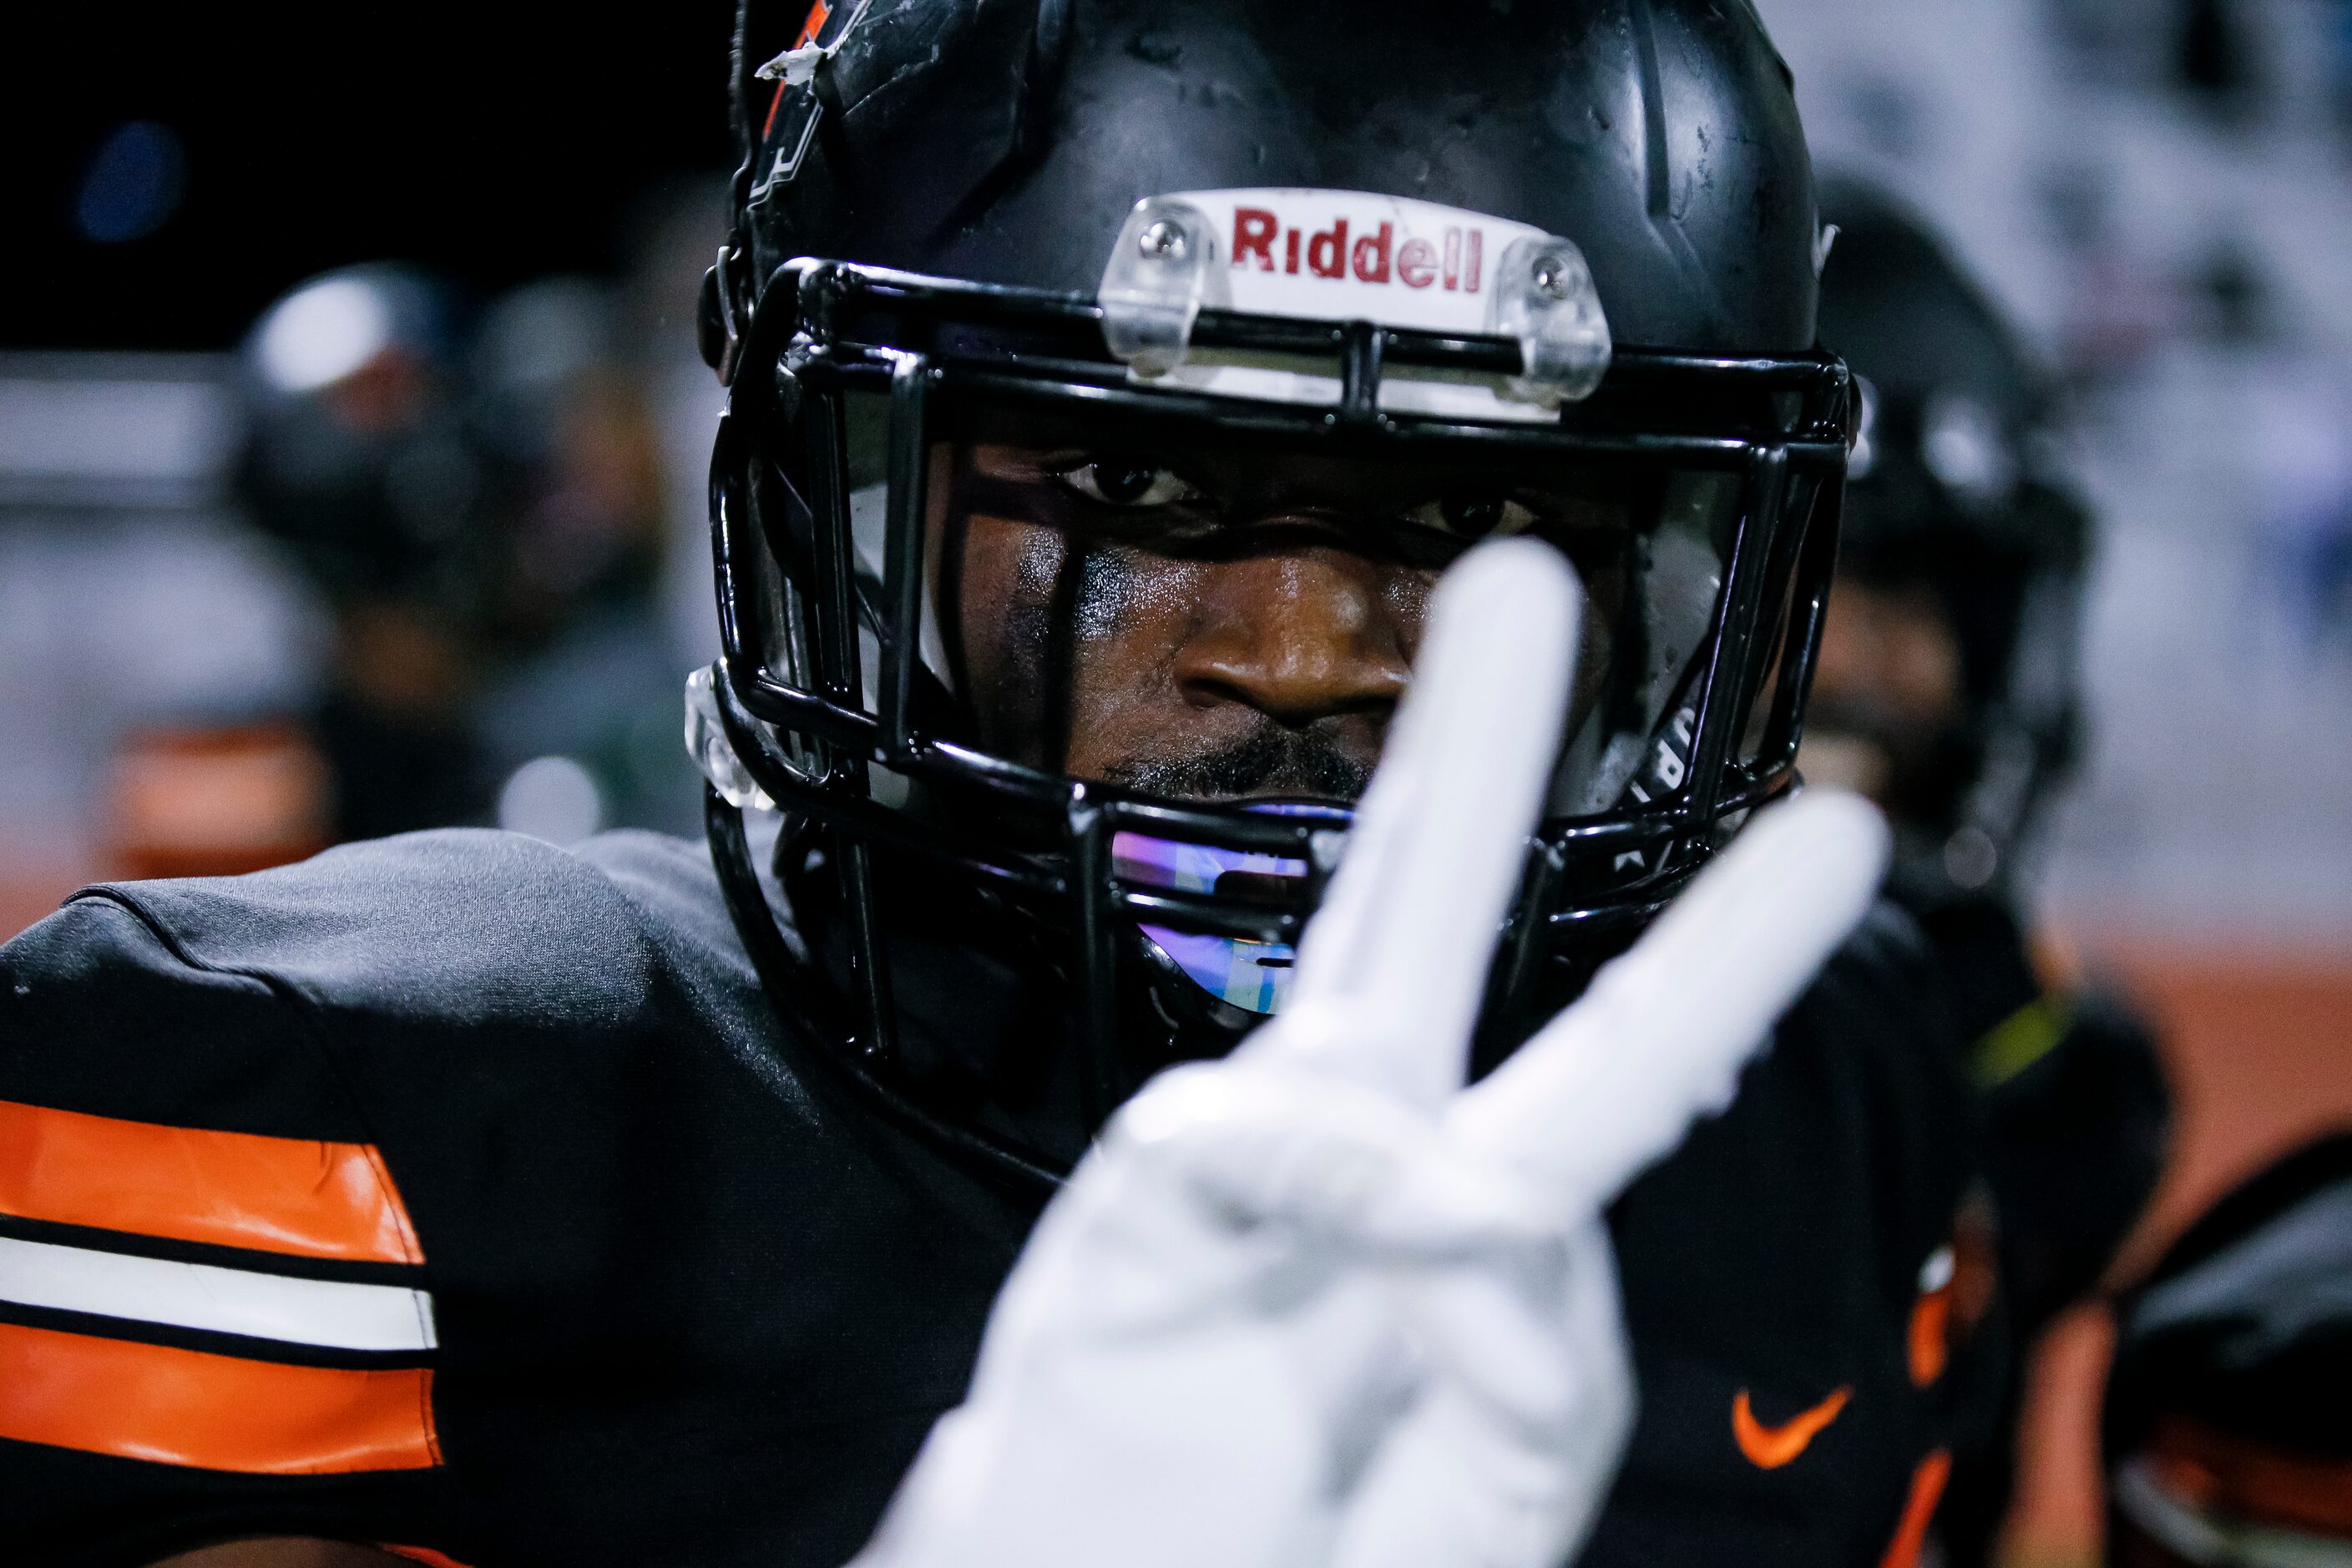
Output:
[704, 255, 1849, 1173]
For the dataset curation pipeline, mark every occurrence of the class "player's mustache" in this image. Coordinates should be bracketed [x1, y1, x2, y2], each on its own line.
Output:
[1099, 721, 1373, 802]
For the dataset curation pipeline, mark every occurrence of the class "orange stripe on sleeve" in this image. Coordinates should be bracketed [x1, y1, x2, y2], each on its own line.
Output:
[0, 1099, 422, 1265]
[0, 1320, 439, 1473]
[1877, 1448, 1953, 1568]
[1907, 1286, 1952, 1387]
[381, 1548, 474, 1568]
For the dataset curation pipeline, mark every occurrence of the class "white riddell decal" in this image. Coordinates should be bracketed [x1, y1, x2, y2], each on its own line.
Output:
[1163, 189, 1545, 338]
[1105, 190, 1600, 422]
[1229, 205, 1485, 292]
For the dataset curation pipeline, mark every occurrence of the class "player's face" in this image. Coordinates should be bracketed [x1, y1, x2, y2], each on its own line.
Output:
[936, 411, 1631, 804]
[1797, 577, 1964, 807]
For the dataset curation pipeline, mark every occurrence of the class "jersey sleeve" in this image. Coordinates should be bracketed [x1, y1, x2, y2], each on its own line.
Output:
[1974, 987, 2172, 1333]
[0, 893, 461, 1567]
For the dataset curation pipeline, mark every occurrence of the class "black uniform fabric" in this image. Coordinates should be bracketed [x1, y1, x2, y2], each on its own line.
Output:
[1917, 898, 2171, 1338]
[0, 828, 1977, 1568]
[1908, 896, 2172, 1568]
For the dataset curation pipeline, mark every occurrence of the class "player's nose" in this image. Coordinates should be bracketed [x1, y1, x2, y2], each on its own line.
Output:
[1173, 542, 1414, 728]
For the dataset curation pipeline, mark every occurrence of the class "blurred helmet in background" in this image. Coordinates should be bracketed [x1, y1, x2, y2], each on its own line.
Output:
[235, 264, 493, 622]
[2102, 1132, 2352, 1566]
[1810, 175, 2094, 908]
[225, 265, 676, 843]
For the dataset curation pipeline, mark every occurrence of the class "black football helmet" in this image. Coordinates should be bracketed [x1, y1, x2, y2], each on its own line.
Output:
[2102, 1131, 2352, 1560]
[1812, 176, 2092, 908]
[235, 266, 486, 615]
[692, 0, 1852, 1185]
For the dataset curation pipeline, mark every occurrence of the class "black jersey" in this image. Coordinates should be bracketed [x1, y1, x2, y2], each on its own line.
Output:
[1904, 896, 2172, 1568]
[1911, 897, 2169, 1337]
[0, 828, 1977, 1568]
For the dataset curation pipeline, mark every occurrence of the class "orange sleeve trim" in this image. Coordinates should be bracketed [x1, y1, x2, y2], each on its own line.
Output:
[0, 1099, 422, 1265]
[0, 1321, 439, 1474]
[1877, 1448, 1953, 1568]
[381, 1548, 474, 1568]
[1906, 1287, 1952, 1388]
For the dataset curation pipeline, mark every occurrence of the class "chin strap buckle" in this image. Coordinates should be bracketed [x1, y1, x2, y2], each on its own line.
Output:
[685, 665, 776, 811]
[700, 244, 753, 386]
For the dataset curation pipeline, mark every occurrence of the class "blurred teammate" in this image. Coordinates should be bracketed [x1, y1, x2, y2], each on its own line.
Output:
[1810, 176, 2176, 1563]
[6, 6, 1980, 1565]
[2104, 1131, 2352, 1567]
[235, 265, 495, 841]
[212, 266, 678, 851]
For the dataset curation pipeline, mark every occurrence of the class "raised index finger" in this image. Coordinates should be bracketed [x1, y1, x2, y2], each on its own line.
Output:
[1255, 538, 1583, 1110]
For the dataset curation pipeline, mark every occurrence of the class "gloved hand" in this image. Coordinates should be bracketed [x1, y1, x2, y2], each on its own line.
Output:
[852, 539, 1889, 1568]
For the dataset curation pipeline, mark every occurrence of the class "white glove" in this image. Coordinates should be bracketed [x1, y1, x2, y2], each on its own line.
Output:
[851, 539, 1890, 1568]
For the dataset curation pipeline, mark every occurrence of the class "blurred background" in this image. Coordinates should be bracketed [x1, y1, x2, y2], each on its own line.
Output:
[0, 3, 736, 925]
[2, 3, 2347, 1563]
[1755, 2, 2352, 1560]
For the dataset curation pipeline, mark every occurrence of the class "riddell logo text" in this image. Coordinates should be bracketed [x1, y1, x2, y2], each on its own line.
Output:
[1231, 208, 1485, 291]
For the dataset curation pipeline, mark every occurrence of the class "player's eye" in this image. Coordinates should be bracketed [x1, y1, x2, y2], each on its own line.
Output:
[1401, 492, 1542, 541]
[1056, 456, 1199, 508]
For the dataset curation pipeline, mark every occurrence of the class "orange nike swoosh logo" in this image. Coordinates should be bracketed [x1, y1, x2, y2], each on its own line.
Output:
[1732, 1385, 1853, 1469]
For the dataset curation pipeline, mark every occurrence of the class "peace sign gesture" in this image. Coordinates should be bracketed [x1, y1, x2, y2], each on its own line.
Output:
[854, 540, 1889, 1568]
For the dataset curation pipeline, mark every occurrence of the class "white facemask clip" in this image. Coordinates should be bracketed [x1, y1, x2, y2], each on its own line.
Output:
[685, 665, 776, 812]
[1098, 197, 1224, 377]
[1491, 235, 1613, 407]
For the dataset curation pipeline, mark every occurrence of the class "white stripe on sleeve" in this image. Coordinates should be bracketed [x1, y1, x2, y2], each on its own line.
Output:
[0, 1234, 437, 1353]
